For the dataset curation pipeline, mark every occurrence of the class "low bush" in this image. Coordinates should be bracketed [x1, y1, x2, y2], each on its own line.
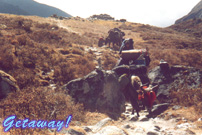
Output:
[171, 88, 202, 114]
[0, 87, 86, 134]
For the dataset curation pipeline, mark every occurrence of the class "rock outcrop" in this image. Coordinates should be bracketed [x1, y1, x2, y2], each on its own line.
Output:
[0, 70, 19, 99]
[63, 68, 125, 118]
[148, 64, 202, 102]
[175, 1, 202, 24]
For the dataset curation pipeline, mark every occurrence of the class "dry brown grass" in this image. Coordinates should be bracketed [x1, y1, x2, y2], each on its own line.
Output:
[102, 52, 119, 70]
[163, 107, 202, 133]
[0, 14, 96, 89]
[171, 88, 202, 115]
[1, 13, 202, 134]
[0, 87, 86, 134]
[148, 48, 202, 70]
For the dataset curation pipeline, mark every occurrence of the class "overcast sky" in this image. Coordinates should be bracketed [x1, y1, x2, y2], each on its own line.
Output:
[34, 0, 201, 27]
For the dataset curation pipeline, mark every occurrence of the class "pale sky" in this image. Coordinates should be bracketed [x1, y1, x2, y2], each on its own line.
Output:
[34, 0, 201, 27]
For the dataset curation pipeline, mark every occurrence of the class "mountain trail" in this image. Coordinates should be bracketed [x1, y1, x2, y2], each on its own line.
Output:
[59, 103, 202, 135]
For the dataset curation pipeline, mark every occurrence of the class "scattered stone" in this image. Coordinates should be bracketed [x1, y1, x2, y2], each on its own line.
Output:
[198, 118, 202, 121]
[92, 118, 112, 132]
[150, 103, 170, 117]
[95, 126, 127, 135]
[140, 117, 150, 121]
[130, 116, 139, 121]
[186, 129, 196, 135]
[176, 123, 192, 129]
[66, 127, 86, 135]
[82, 126, 92, 132]
[147, 131, 159, 135]
[134, 127, 145, 134]
[175, 118, 182, 122]
[122, 124, 131, 129]
[125, 111, 130, 114]
[182, 117, 188, 122]
[126, 107, 133, 112]
[172, 105, 182, 110]
[154, 126, 161, 131]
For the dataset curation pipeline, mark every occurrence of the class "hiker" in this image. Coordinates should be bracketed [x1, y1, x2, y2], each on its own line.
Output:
[119, 38, 134, 54]
[116, 38, 134, 66]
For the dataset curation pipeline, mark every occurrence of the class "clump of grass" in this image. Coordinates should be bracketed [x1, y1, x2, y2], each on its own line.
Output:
[171, 88, 202, 114]
[102, 52, 118, 70]
[0, 14, 95, 89]
[148, 48, 202, 70]
[0, 87, 86, 134]
[71, 48, 84, 55]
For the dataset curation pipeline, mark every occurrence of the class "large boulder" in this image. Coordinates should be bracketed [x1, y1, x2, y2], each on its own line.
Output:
[63, 69, 125, 118]
[148, 65, 202, 101]
[0, 70, 19, 99]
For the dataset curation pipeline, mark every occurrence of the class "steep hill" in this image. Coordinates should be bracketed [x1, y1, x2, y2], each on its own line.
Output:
[0, 0, 72, 17]
[175, 0, 202, 24]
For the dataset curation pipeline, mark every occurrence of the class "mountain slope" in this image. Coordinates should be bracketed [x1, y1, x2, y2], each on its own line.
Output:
[0, 1, 30, 15]
[0, 0, 72, 17]
[175, 0, 202, 24]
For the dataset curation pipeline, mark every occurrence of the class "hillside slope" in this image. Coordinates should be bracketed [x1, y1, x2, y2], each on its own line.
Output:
[0, 1, 29, 15]
[1, 13, 202, 88]
[0, 14, 202, 134]
[175, 0, 202, 24]
[0, 0, 72, 17]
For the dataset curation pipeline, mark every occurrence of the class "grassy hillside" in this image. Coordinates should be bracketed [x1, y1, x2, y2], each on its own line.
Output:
[0, 13, 202, 134]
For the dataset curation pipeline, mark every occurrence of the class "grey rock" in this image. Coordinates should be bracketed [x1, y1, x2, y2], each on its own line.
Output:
[63, 69, 125, 118]
[66, 128, 85, 135]
[129, 116, 139, 121]
[150, 103, 170, 117]
[134, 127, 145, 134]
[140, 117, 150, 121]
[147, 131, 159, 135]
[122, 124, 131, 129]
[92, 118, 112, 132]
[198, 118, 202, 121]
[0, 70, 19, 99]
[172, 105, 182, 110]
[95, 126, 127, 135]
[186, 129, 196, 135]
[124, 111, 130, 114]
[148, 65, 202, 102]
[176, 123, 193, 129]
[154, 126, 161, 131]
[126, 107, 132, 112]
[82, 126, 92, 132]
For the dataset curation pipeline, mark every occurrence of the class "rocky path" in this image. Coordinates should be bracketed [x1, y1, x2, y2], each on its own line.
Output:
[58, 46, 202, 135]
[60, 103, 202, 135]
[53, 40, 202, 134]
